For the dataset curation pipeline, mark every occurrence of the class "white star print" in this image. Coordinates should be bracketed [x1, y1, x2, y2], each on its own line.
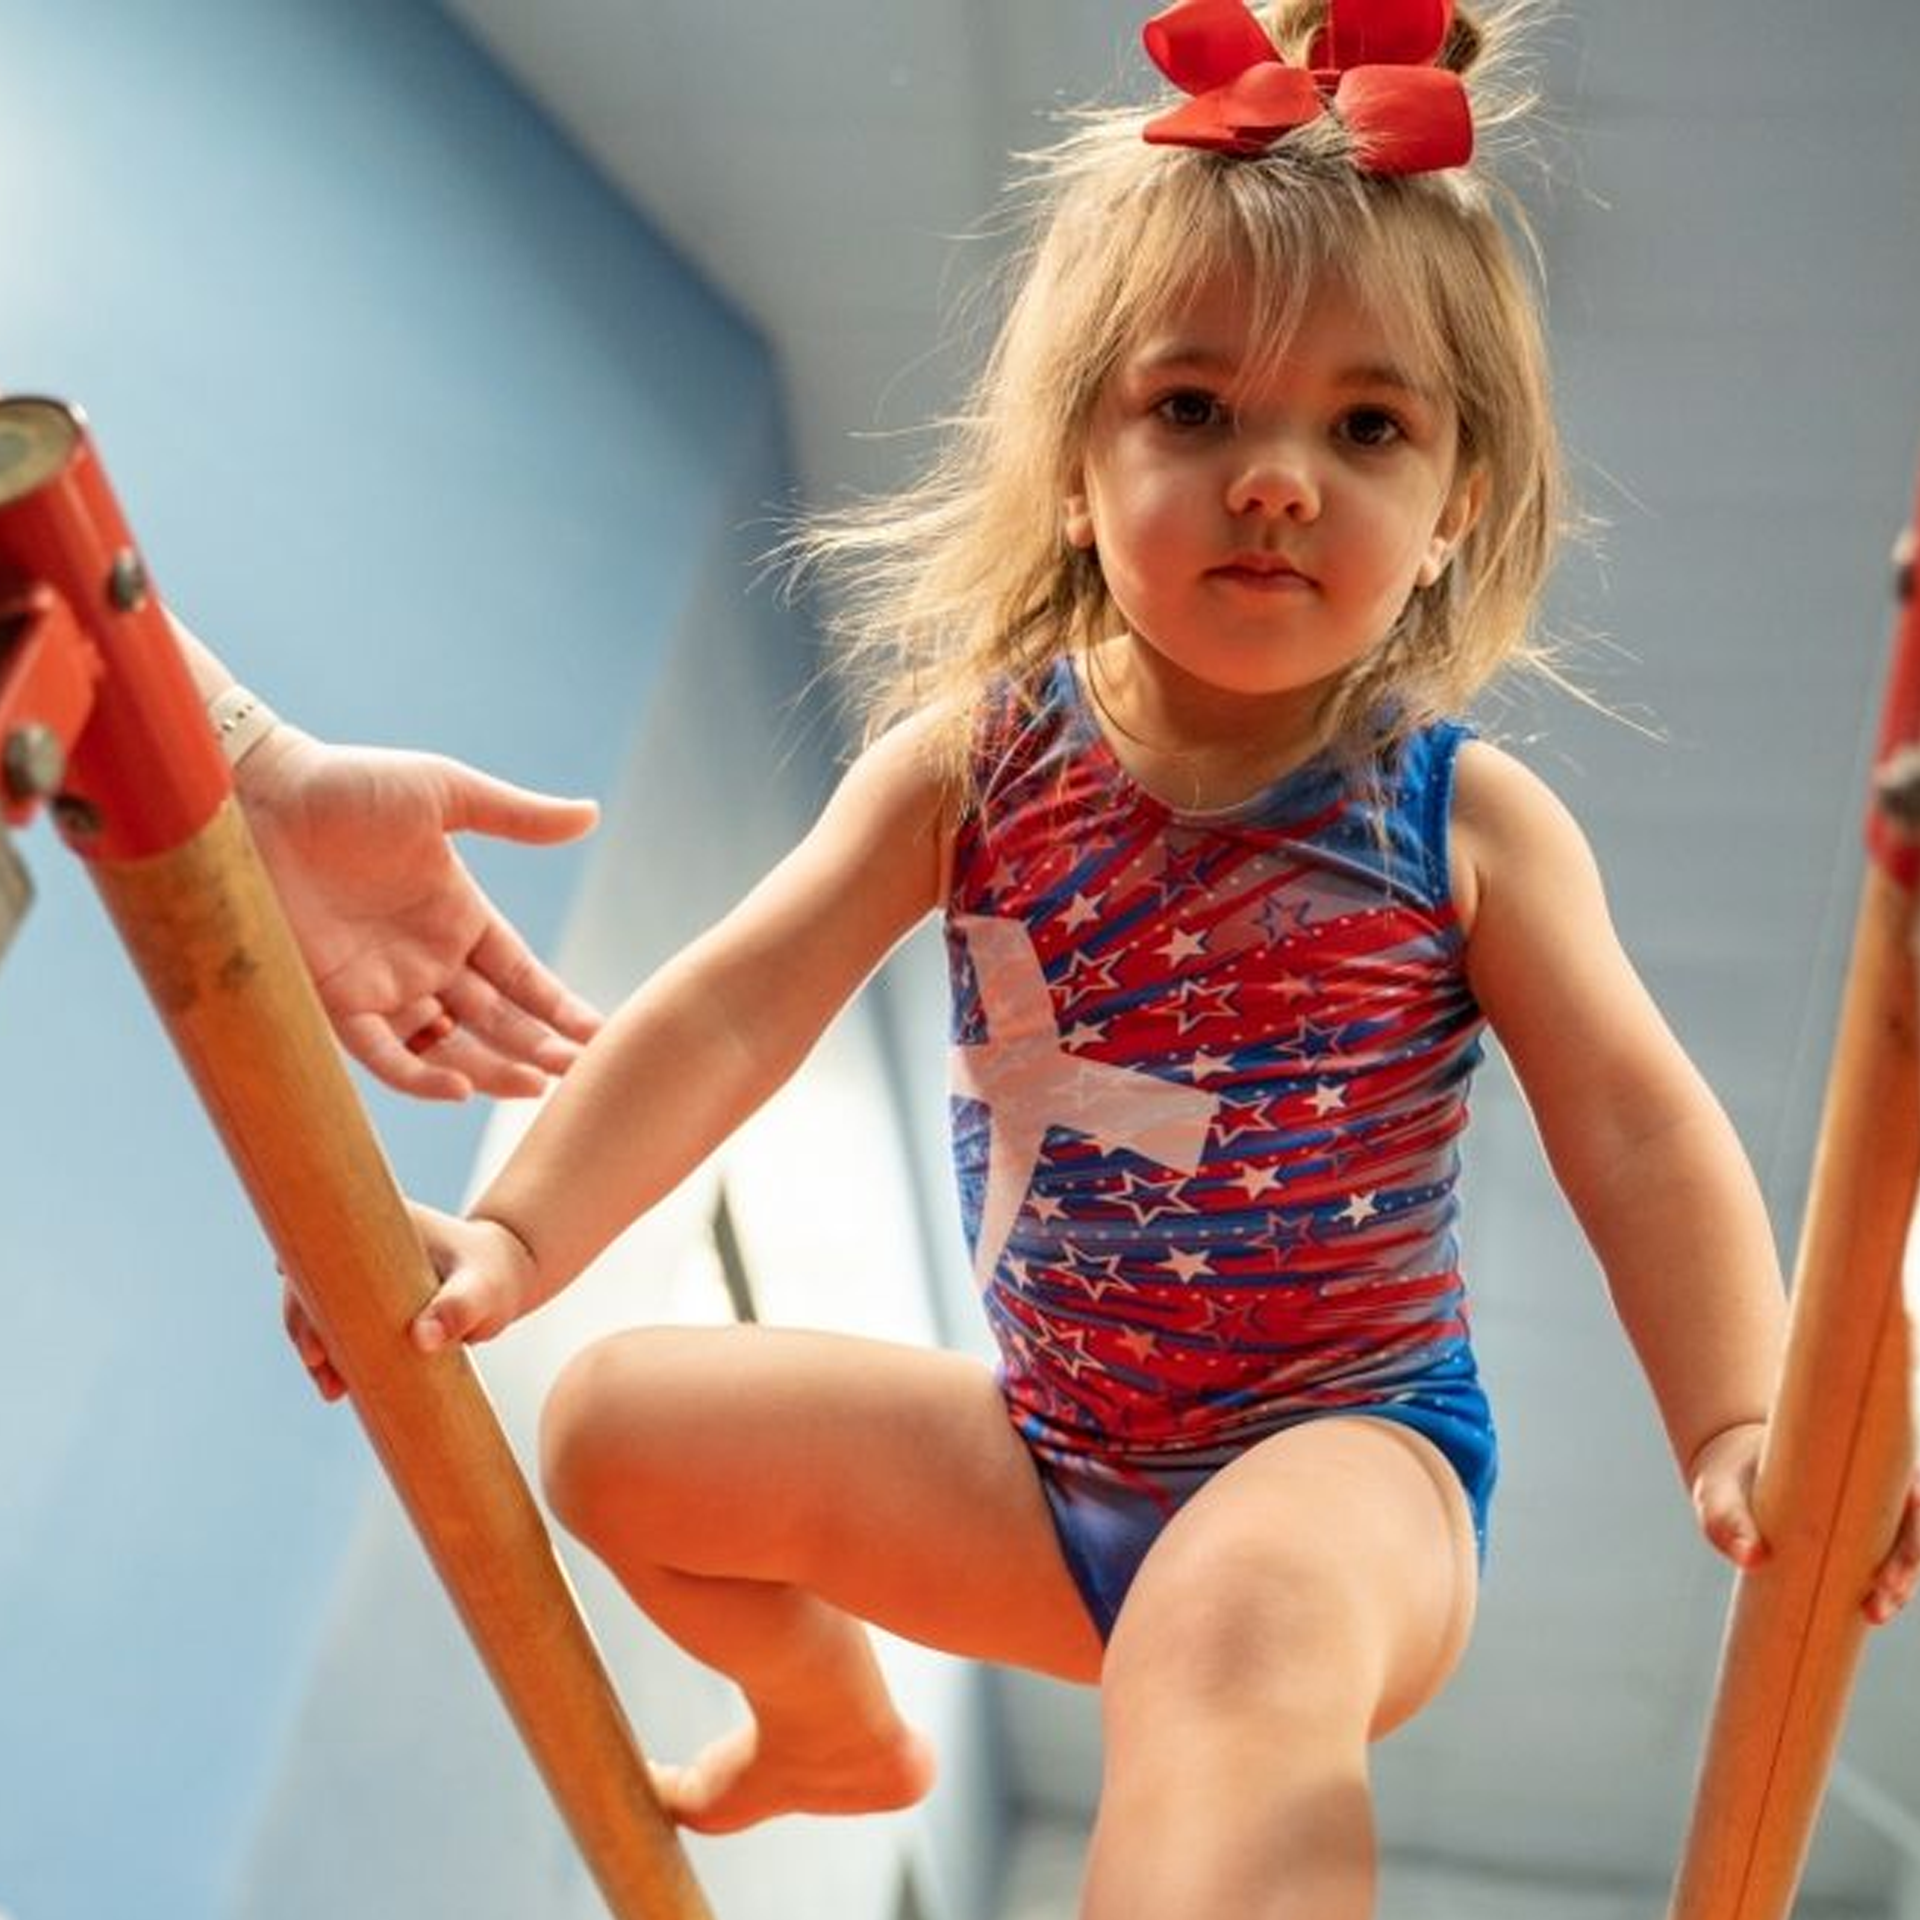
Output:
[1308, 1081, 1347, 1117]
[1158, 926, 1206, 965]
[1159, 1247, 1212, 1284]
[1338, 1191, 1381, 1229]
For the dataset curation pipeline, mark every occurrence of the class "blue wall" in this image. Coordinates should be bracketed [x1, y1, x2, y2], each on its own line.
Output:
[0, 3, 805, 1912]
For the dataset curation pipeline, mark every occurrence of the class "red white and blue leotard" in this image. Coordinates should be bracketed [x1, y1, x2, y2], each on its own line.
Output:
[945, 660, 1497, 1633]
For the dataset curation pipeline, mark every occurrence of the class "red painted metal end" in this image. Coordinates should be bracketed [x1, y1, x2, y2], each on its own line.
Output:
[0, 398, 228, 860]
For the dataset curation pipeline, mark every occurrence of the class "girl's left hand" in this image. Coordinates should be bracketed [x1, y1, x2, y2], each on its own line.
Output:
[1689, 1420, 1770, 1575]
[1690, 1420, 1920, 1626]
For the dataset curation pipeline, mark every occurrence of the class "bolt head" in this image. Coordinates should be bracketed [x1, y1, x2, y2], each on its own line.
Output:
[52, 793, 102, 842]
[108, 548, 149, 612]
[1875, 743, 1920, 837]
[3, 723, 65, 801]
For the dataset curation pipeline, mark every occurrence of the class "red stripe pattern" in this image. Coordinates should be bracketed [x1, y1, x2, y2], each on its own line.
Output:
[947, 661, 1489, 1469]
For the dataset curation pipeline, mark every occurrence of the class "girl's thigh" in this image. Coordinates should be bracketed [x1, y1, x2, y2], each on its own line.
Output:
[541, 1322, 1104, 1683]
[1105, 1416, 1480, 1738]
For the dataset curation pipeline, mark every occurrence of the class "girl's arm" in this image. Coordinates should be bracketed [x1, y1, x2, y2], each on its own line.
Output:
[411, 710, 956, 1349]
[1452, 743, 1787, 1512]
[1456, 741, 1920, 1622]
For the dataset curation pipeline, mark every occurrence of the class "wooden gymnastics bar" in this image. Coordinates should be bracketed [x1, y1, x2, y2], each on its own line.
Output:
[93, 807, 713, 1920]
[0, 400, 711, 1920]
[1668, 484, 1920, 1919]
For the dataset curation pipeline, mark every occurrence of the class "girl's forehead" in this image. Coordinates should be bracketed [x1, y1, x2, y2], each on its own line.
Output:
[1120, 267, 1437, 379]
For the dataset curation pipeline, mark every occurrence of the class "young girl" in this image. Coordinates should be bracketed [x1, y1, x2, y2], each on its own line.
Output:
[290, 1, 1916, 1911]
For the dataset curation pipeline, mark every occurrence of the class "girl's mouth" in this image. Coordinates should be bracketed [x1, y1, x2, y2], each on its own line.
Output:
[1212, 555, 1312, 590]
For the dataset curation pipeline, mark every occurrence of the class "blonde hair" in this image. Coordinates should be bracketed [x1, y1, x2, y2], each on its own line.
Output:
[799, 2, 1565, 789]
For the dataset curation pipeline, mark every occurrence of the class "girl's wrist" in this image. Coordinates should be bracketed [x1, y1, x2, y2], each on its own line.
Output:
[1685, 1417, 1768, 1484]
[471, 1208, 550, 1315]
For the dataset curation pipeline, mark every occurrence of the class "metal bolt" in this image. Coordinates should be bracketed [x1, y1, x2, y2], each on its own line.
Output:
[3, 723, 65, 802]
[108, 547, 148, 612]
[52, 793, 102, 841]
[1875, 743, 1920, 838]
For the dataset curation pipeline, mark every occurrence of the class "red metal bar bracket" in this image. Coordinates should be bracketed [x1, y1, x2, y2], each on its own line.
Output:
[0, 580, 104, 828]
[0, 396, 228, 860]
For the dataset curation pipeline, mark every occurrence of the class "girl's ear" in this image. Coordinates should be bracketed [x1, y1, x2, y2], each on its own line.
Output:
[1062, 478, 1097, 550]
[1417, 465, 1488, 589]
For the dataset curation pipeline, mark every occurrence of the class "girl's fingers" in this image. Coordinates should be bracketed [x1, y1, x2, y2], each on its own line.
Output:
[1688, 1424, 1771, 1571]
[412, 1291, 463, 1353]
[1693, 1473, 1768, 1570]
[283, 1217, 520, 1390]
[282, 1284, 347, 1401]
[1864, 1482, 1920, 1625]
[406, 1208, 531, 1353]
[410, 1264, 512, 1353]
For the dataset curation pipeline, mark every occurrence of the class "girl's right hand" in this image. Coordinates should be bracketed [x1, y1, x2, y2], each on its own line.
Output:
[406, 1202, 542, 1355]
[283, 1276, 347, 1403]
[281, 1205, 541, 1401]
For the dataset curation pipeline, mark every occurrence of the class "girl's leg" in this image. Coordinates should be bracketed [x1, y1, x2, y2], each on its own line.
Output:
[1083, 1417, 1478, 1920]
[538, 1323, 1103, 1833]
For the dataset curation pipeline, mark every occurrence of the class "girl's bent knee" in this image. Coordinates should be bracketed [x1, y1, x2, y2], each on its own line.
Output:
[539, 1334, 645, 1537]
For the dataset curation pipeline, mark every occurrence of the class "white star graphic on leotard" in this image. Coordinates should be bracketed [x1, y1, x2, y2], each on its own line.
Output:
[1338, 1190, 1381, 1229]
[951, 915, 1218, 1289]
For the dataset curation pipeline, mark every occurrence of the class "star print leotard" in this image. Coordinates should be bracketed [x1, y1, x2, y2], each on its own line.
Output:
[945, 660, 1497, 1635]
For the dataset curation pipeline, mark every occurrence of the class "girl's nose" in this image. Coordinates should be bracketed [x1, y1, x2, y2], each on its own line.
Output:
[1225, 437, 1319, 521]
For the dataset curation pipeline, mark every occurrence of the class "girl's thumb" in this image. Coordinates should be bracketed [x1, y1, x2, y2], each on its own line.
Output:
[412, 1280, 476, 1353]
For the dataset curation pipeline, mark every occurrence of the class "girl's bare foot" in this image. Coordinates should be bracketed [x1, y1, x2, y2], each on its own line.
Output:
[650, 1715, 937, 1834]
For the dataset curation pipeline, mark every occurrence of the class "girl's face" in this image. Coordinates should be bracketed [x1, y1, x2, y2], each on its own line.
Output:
[1063, 269, 1483, 731]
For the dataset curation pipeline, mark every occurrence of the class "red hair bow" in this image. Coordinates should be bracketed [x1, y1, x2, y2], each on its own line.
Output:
[1142, 0, 1472, 176]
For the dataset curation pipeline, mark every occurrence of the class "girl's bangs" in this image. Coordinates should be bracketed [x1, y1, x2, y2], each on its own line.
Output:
[1077, 154, 1461, 410]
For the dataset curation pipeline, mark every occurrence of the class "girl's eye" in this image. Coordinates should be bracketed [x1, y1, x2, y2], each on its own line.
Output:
[1340, 406, 1408, 450]
[1154, 389, 1226, 431]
